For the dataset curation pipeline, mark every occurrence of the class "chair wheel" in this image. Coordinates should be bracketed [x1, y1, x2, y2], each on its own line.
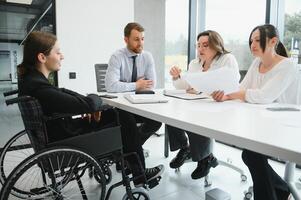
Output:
[241, 174, 247, 182]
[244, 191, 253, 199]
[0, 130, 33, 186]
[101, 165, 112, 184]
[204, 176, 212, 187]
[0, 147, 106, 200]
[122, 188, 150, 200]
[143, 149, 150, 158]
[93, 165, 112, 185]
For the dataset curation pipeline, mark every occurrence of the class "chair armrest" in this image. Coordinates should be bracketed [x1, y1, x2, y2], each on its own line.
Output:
[3, 89, 18, 97]
[5, 96, 34, 106]
[47, 104, 114, 121]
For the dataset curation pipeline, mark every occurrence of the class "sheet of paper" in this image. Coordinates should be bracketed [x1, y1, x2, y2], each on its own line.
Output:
[182, 67, 240, 95]
[163, 89, 186, 94]
[163, 89, 209, 100]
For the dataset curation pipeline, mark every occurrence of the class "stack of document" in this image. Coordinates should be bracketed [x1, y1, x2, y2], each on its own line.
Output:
[124, 94, 169, 104]
[163, 89, 209, 100]
[182, 67, 240, 95]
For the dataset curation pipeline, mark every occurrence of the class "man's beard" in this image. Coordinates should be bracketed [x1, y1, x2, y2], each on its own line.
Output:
[129, 45, 143, 54]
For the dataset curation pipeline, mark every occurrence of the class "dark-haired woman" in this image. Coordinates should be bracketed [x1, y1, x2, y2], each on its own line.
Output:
[167, 30, 240, 179]
[18, 31, 163, 187]
[18, 31, 115, 142]
[212, 24, 299, 199]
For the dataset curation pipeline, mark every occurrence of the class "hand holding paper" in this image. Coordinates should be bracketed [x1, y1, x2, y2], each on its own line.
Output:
[182, 67, 240, 95]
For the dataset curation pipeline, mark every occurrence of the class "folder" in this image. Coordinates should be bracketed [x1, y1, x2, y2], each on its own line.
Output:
[124, 94, 169, 104]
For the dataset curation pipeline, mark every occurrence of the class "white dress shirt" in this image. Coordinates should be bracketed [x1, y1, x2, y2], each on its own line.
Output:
[240, 57, 301, 104]
[173, 53, 240, 90]
[105, 47, 156, 92]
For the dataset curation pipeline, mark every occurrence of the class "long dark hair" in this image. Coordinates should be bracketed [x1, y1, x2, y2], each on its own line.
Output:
[248, 24, 288, 57]
[197, 30, 229, 58]
[18, 31, 57, 77]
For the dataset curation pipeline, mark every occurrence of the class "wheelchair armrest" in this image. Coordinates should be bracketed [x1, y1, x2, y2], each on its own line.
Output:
[5, 96, 34, 106]
[47, 103, 114, 121]
[3, 89, 18, 97]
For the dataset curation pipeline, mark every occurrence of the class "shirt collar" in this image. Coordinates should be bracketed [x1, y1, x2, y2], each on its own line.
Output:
[124, 47, 140, 58]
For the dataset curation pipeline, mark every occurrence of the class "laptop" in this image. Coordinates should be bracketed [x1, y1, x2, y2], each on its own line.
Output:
[124, 94, 169, 104]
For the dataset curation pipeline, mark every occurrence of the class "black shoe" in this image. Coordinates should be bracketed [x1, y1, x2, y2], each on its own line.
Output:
[191, 154, 218, 179]
[134, 164, 165, 187]
[169, 146, 191, 169]
[145, 164, 164, 181]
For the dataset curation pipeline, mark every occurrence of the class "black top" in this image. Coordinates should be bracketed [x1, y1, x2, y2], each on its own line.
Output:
[18, 69, 103, 141]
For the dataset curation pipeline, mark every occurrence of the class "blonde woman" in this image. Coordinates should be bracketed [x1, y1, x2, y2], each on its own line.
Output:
[167, 30, 240, 179]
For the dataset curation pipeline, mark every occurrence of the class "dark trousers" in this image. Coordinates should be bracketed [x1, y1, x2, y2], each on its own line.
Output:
[166, 125, 213, 161]
[135, 114, 162, 145]
[118, 110, 161, 177]
[242, 150, 290, 200]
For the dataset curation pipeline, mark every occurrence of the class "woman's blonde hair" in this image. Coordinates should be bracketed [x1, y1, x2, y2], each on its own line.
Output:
[197, 30, 229, 58]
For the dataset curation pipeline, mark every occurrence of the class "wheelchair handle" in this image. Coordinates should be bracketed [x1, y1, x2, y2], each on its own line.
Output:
[3, 89, 18, 97]
[5, 96, 34, 106]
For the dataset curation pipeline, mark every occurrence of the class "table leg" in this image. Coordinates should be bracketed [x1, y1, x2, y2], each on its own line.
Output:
[164, 124, 169, 158]
[284, 162, 300, 200]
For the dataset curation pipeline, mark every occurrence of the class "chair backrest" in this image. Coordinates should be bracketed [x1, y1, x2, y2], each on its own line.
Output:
[95, 64, 108, 92]
[18, 97, 48, 151]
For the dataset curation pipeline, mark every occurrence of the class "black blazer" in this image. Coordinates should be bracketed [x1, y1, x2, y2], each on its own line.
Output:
[18, 69, 103, 142]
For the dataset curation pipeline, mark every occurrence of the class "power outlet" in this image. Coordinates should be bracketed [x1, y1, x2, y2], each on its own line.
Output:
[69, 72, 76, 79]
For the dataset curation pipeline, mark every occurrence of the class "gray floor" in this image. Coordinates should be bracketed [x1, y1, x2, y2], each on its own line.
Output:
[0, 83, 22, 147]
[0, 82, 300, 199]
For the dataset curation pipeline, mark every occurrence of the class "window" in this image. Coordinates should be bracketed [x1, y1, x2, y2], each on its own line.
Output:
[283, 0, 301, 67]
[205, 0, 266, 72]
[0, 0, 55, 84]
[165, 0, 189, 88]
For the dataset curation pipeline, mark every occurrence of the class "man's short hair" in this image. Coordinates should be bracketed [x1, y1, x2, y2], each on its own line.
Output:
[124, 22, 144, 37]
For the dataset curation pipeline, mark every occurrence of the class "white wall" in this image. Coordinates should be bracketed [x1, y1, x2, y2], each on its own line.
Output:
[56, 0, 134, 94]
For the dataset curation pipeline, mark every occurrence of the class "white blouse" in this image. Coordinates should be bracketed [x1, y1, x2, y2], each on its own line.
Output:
[173, 53, 240, 90]
[240, 57, 301, 104]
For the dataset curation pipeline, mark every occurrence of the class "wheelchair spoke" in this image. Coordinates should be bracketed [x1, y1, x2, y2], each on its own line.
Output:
[1, 148, 106, 200]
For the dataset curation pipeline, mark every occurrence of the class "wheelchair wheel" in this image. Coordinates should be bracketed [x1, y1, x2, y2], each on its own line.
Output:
[101, 164, 112, 184]
[0, 130, 33, 185]
[89, 164, 112, 185]
[0, 147, 107, 200]
[122, 188, 150, 200]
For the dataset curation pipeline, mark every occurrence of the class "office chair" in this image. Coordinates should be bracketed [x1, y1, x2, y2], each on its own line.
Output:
[164, 125, 247, 188]
[95, 64, 108, 92]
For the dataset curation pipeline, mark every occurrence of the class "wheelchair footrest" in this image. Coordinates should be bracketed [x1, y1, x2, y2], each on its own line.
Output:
[147, 176, 161, 189]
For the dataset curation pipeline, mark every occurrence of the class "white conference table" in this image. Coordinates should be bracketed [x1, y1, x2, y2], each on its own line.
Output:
[102, 91, 301, 198]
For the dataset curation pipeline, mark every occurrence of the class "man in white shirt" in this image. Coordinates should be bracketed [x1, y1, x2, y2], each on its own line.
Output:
[105, 22, 164, 186]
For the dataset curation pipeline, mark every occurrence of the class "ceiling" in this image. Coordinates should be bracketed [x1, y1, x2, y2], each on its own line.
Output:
[0, 0, 54, 43]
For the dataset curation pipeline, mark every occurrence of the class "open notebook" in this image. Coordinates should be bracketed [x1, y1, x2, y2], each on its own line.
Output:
[124, 94, 169, 104]
[163, 89, 209, 100]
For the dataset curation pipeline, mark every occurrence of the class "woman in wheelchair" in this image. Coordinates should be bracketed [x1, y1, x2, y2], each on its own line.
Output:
[17, 31, 163, 188]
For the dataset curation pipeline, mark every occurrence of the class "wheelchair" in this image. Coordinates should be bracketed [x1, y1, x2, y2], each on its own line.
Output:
[0, 93, 157, 200]
[0, 89, 34, 188]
